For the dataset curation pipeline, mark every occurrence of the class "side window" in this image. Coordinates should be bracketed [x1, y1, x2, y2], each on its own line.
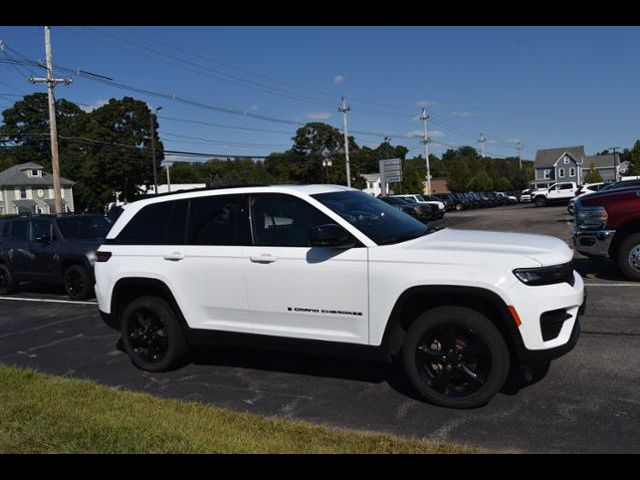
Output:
[187, 194, 250, 246]
[11, 220, 29, 241]
[0, 220, 5, 239]
[31, 219, 51, 241]
[560, 183, 573, 190]
[250, 193, 335, 247]
[117, 200, 186, 245]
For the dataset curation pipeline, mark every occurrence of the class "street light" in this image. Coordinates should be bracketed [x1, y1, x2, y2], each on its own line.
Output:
[150, 106, 162, 195]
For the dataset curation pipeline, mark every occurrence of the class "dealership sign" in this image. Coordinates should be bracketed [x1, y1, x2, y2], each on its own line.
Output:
[379, 158, 403, 185]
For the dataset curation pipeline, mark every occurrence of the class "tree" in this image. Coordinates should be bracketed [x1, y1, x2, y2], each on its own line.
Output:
[629, 140, 640, 176]
[0, 93, 86, 172]
[467, 171, 494, 191]
[584, 162, 603, 183]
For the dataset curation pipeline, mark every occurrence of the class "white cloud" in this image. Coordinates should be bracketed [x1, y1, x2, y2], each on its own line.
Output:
[508, 138, 521, 144]
[334, 75, 345, 84]
[416, 100, 438, 108]
[450, 110, 476, 118]
[305, 112, 331, 120]
[81, 99, 108, 112]
[248, 104, 259, 111]
[406, 129, 445, 139]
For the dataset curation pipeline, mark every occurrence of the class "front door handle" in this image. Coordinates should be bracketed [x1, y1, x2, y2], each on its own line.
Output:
[163, 251, 185, 261]
[250, 254, 277, 264]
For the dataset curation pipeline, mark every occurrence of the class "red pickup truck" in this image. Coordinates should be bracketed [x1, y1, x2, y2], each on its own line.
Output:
[573, 186, 640, 280]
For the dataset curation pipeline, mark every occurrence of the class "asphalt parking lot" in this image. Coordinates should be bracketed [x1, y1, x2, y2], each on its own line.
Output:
[1, 203, 639, 453]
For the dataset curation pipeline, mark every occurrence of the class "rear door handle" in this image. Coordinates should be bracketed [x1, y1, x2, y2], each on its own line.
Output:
[163, 251, 185, 261]
[250, 254, 277, 264]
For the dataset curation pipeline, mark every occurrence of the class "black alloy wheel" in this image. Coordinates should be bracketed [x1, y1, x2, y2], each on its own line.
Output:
[0, 264, 16, 295]
[415, 324, 491, 398]
[402, 306, 510, 408]
[126, 307, 169, 364]
[120, 296, 189, 372]
[63, 265, 92, 300]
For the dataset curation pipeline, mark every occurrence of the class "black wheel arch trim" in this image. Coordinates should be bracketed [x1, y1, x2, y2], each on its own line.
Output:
[379, 285, 548, 363]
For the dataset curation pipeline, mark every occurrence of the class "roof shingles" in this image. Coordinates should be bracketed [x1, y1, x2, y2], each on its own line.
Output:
[0, 162, 74, 187]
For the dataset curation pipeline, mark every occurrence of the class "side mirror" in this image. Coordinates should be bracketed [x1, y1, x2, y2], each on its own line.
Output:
[309, 224, 354, 248]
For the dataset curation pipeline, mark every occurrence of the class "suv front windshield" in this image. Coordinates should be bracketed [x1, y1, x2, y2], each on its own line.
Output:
[57, 215, 113, 240]
[312, 191, 430, 245]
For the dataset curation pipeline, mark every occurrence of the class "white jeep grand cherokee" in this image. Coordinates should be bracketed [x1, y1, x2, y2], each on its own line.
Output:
[95, 185, 584, 408]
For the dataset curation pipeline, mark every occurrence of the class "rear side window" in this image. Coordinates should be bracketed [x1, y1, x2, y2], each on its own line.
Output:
[187, 194, 251, 246]
[0, 220, 6, 239]
[10, 220, 28, 241]
[117, 200, 187, 245]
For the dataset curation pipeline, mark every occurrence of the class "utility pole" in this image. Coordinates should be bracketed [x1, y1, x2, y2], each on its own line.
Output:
[29, 26, 72, 215]
[516, 141, 523, 170]
[478, 133, 487, 159]
[609, 146, 621, 181]
[338, 97, 351, 187]
[419, 108, 431, 195]
[149, 105, 162, 195]
[165, 162, 172, 193]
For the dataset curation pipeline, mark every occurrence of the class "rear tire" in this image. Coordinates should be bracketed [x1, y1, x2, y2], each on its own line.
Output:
[63, 265, 93, 300]
[401, 306, 510, 408]
[121, 296, 189, 372]
[535, 196, 547, 207]
[617, 233, 640, 281]
[0, 263, 17, 295]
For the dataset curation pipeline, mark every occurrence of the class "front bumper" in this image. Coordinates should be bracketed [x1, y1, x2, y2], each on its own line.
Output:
[572, 229, 615, 257]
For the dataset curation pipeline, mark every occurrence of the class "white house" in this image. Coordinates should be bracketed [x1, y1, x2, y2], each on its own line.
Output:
[361, 173, 385, 196]
[0, 162, 75, 215]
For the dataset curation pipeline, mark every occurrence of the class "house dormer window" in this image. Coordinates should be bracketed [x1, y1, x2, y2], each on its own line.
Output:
[30, 169, 41, 177]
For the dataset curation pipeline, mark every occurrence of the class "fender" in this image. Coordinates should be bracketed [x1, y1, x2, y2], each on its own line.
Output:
[379, 285, 523, 358]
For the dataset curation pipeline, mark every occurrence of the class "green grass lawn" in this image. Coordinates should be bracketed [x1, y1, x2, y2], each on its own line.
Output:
[0, 364, 477, 453]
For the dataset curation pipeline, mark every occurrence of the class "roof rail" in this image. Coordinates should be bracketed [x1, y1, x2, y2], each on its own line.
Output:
[137, 184, 269, 200]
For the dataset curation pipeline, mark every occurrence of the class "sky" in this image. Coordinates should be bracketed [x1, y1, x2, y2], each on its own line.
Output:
[1, 26, 639, 165]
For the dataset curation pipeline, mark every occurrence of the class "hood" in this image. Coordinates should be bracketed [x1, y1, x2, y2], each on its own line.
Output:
[394, 228, 573, 267]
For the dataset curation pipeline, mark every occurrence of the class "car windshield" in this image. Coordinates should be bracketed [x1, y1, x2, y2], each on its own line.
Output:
[57, 215, 112, 240]
[312, 191, 430, 245]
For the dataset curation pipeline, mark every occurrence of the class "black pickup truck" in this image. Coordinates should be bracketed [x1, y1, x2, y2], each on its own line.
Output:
[0, 214, 112, 299]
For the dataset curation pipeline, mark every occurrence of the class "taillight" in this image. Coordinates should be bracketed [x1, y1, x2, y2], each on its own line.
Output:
[96, 251, 112, 262]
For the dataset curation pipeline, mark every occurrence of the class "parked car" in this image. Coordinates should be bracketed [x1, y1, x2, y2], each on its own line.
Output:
[391, 194, 445, 219]
[568, 182, 606, 214]
[95, 184, 584, 408]
[520, 189, 532, 203]
[379, 196, 439, 222]
[532, 182, 579, 207]
[495, 192, 517, 205]
[573, 185, 640, 280]
[430, 194, 455, 212]
[0, 214, 113, 299]
[435, 193, 468, 211]
[478, 192, 498, 207]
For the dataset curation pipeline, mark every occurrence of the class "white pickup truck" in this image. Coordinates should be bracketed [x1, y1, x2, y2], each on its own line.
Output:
[532, 182, 579, 207]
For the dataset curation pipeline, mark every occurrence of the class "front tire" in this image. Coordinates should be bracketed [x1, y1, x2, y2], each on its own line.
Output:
[535, 196, 547, 207]
[617, 233, 640, 281]
[0, 263, 17, 295]
[121, 296, 189, 372]
[63, 265, 93, 300]
[401, 306, 510, 408]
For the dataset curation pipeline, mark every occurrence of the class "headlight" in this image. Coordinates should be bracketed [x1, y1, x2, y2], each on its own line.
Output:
[513, 262, 575, 286]
[575, 205, 608, 230]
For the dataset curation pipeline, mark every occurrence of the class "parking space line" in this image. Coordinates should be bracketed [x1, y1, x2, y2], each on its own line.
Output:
[0, 296, 97, 305]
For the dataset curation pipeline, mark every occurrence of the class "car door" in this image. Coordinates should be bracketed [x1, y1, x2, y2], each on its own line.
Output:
[114, 195, 253, 333]
[244, 193, 369, 344]
[7, 219, 31, 279]
[28, 218, 57, 280]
